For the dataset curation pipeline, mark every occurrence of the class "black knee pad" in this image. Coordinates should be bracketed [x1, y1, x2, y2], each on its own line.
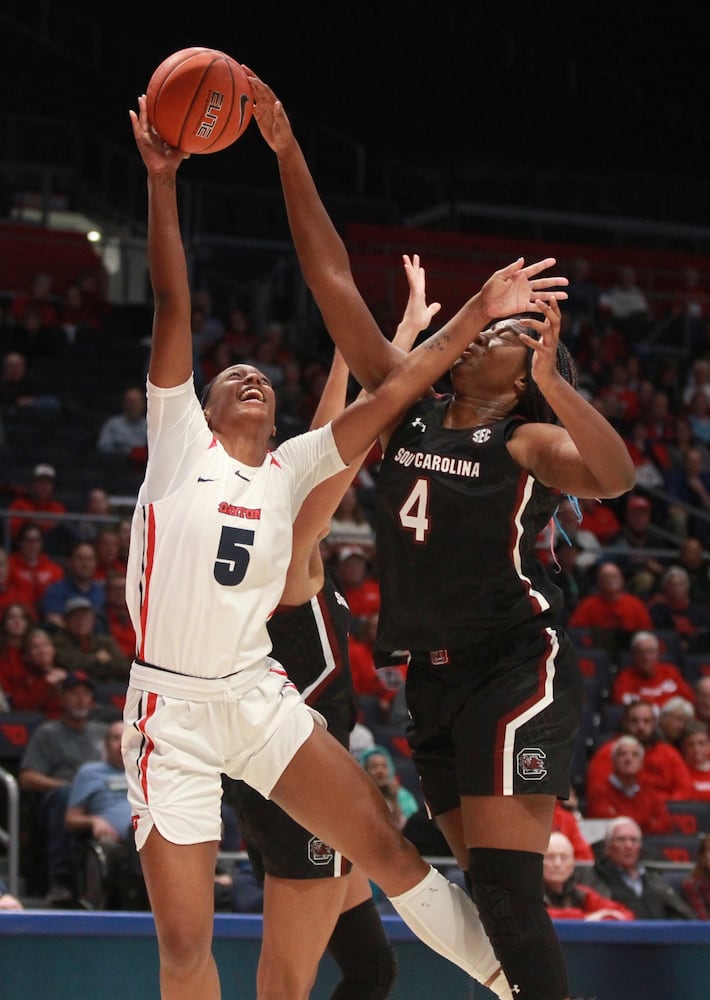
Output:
[468, 847, 568, 1000]
[327, 897, 398, 1000]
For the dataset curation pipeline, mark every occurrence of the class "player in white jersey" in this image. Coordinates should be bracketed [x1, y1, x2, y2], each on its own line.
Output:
[125, 93, 569, 1000]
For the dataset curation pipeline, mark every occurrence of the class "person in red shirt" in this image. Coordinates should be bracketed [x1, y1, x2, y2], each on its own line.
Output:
[92, 527, 127, 583]
[0, 600, 36, 696]
[543, 831, 634, 921]
[8, 464, 68, 540]
[578, 496, 622, 544]
[551, 798, 594, 861]
[103, 571, 136, 660]
[0, 546, 35, 615]
[586, 735, 674, 834]
[567, 560, 653, 652]
[7, 522, 64, 608]
[680, 721, 710, 801]
[586, 699, 693, 802]
[611, 630, 696, 709]
[348, 611, 406, 717]
[336, 546, 380, 619]
[6, 627, 66, 718]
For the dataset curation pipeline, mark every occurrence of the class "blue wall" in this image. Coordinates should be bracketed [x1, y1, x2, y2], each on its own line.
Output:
[0, 911, 709, 1000]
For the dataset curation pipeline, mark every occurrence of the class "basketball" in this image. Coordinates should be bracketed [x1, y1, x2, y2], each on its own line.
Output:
[146, 47, 253, 154]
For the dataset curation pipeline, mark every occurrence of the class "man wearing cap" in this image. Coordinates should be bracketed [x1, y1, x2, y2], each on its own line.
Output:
[19, 670, 107, 904]
[8, 463, 67, 540]
[52, 596, 130, 685]
[336, 546, 381, 619]
[608, 492, 673, 594]
[40, 540, 106, 629]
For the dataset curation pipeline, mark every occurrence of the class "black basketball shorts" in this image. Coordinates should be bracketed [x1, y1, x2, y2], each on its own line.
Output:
[404, 624, 583, 816]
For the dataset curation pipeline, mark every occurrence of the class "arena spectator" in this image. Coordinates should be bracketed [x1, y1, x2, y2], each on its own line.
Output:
[18, 670, 106, 903]
[679, 721, 710, 801]
[577, 817, 694, 919]
[348, 612, 406, 720]
[96, 385, 148, 460]
[647, 565, 710, 654]
[0, 350, 60, 416]
[681, 832, 710, 919]
[695, 677, 710, 728]
[7, 522, 63, 611]
[0, 602, 37, 704]
[39, 541, 106, 629]
[361, 745, 419, 831]
[577, 497, 622, 545]
[567, 560, 653, 654]
[543, 831, 634, 921]
[656, 696, 696, 750]
[611, 630, 695, 709]
[6, 627, 65, 717]
[326, 484, 376, 558]
[598, 265, 654, 345]
[8, 464, 67, 541]
[65, 718, 146, 910]
[103, 571, 136, 660]
[92, 527, 126, 582]
[336, 546, 380, 619]
[676, 536, 710, 605]
[607, 493, 671, 595]
[665, 447, 710, 547]
[0, 545, 35, 615]
[51, 597, 130, 686]
[551, 797, 594, 862]
[585, 735, 674, 834]
[586, 700, 693, 803]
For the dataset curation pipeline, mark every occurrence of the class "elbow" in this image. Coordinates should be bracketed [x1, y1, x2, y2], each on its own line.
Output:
[599, 460, 637, 499]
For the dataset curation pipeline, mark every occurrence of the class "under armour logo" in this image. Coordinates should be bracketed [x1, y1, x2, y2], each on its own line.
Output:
[411, 417, 426, 432]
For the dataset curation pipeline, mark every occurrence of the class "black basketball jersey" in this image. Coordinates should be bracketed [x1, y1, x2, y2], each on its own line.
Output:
[375, 395, 563, 653]
[267, 572, 357, 739]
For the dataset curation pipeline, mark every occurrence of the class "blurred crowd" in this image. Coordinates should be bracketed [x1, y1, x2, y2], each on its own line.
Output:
[1, 248, 710, 917]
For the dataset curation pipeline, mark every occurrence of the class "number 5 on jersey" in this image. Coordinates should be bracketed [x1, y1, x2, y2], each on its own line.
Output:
[214, 525, 255, 585]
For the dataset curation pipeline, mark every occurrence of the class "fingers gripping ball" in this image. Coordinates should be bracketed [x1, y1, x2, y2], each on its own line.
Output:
[146, 47, 253, 153]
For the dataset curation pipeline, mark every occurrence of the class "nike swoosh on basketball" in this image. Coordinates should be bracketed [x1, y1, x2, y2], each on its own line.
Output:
[238, 93, 250, 127]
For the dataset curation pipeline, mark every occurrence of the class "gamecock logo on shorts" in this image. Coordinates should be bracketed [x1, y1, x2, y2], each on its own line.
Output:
[517, 747, 547, 781]
[308, 836, 335, 866]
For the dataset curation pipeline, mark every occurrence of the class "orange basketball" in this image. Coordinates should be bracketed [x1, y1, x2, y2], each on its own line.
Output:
[146, 47, 253, 154]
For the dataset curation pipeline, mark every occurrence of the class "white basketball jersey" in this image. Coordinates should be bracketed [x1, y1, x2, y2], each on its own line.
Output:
[126, 377, 345, 684]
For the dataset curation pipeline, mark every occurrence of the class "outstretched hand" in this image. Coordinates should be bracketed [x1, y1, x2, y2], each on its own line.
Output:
[128, 94, 189, 174]
[401, 254, 441, 333]
[480, 257, 568, 322]
[245, 69, 295, 155]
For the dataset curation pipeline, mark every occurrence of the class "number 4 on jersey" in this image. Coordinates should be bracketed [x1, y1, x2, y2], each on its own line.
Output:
[398, 478, 430, 543]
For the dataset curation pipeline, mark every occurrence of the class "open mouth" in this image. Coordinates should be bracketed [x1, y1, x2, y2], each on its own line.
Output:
[240, 387, 265, 403]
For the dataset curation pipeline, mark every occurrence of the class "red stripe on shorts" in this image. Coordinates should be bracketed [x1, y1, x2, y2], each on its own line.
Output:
[138, 690, 158, 803]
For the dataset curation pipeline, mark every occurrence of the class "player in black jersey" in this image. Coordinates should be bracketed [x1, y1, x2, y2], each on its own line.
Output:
[251, 73, 636, 1000]
[226, 260, 440, 1000]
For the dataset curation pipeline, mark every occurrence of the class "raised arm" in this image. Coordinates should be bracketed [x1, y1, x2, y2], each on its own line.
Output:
[129, 95, 192, 388]
[510, 299, 636, 499]
[283, 257, 440, 603]
[247, 71, 403, 391]
[331, 257, 569, 467]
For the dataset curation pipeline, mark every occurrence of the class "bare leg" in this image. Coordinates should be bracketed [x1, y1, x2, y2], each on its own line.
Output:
[271, 726, 511, 997]
[257, 873, 350, 1000]
[139, 828, 221, 1000]
[270, 725, 428, 895]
